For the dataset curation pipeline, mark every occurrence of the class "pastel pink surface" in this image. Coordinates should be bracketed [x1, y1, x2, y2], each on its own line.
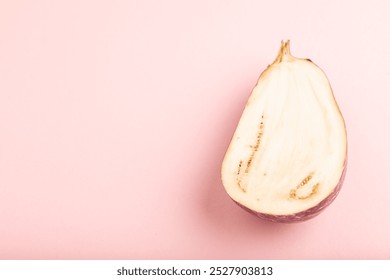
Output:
[0, 0, 389, 259]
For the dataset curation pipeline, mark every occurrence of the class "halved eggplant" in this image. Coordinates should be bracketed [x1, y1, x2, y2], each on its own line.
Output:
[221, 41, 347, 222]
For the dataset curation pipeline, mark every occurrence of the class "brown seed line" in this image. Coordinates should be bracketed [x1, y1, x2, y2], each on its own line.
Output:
[289, 173, 319, 200]
[292, 183, 320, 200]
[236, 115, 265, 193]
[237, 161, 242, 175]
[244, 120, 264, 173]
[236, 179, 247, 193]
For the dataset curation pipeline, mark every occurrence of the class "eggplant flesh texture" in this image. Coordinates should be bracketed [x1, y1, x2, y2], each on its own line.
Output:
[221, 41, 347, 222]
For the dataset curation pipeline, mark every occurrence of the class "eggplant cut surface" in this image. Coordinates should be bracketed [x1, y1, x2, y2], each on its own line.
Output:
[221, 41, 347, 222]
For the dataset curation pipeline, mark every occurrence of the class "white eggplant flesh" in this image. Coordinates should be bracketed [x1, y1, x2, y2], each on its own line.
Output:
[221, 41, 347, 222]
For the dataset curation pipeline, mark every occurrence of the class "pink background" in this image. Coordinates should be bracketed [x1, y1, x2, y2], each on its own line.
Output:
[1, 0, 389, 259]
